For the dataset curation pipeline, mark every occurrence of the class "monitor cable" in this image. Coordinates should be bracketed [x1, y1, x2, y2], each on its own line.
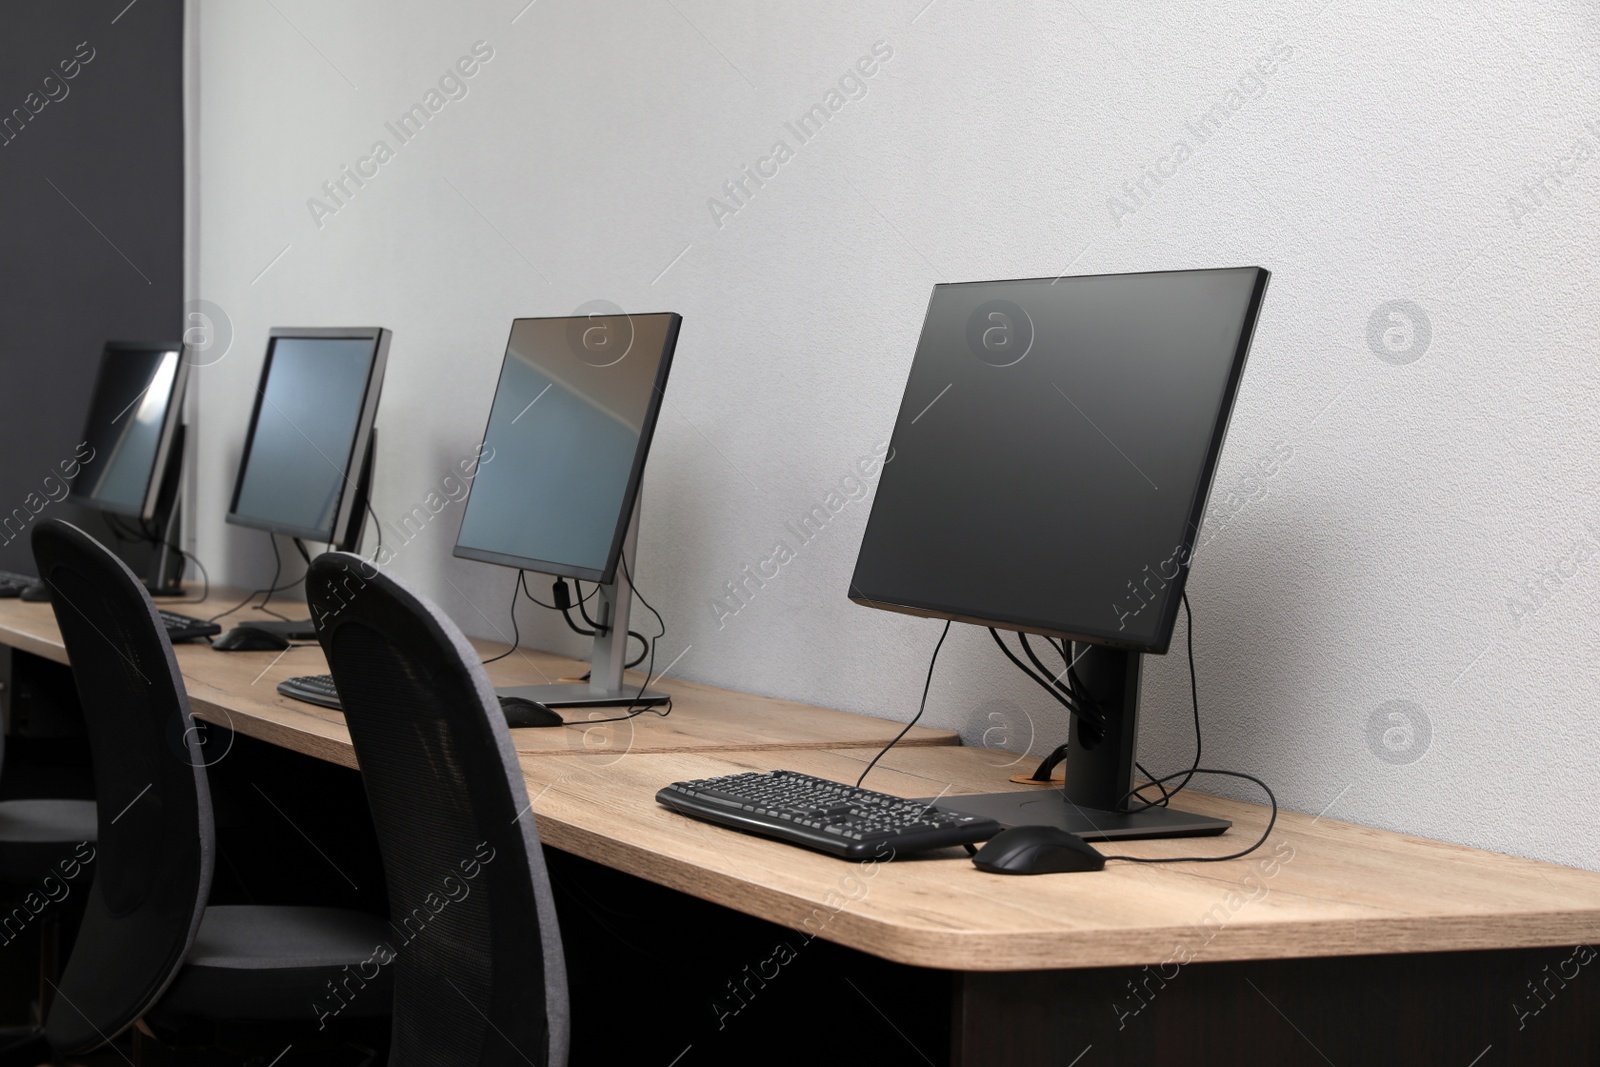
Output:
[568, 553, 673, 725]
[857, 620, 951, 788]
[482, 568, 526, 665]
[517, 573, 647, 669]
[206, 535, 307, 626]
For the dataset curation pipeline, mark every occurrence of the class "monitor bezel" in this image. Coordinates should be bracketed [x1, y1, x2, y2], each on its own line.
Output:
[847, 266, 1271, 656]
[74, 341, 190, 521]
[225, 326, 390, 545]
[451, 312, 681, 585]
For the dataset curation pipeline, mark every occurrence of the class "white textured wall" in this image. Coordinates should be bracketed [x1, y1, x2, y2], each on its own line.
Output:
[191, 1, 1600, 869]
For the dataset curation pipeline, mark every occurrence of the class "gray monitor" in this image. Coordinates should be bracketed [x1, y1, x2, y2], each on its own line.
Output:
[226, 327, 389, 548]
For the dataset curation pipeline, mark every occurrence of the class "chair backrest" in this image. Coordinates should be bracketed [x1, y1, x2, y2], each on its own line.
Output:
[308, 553, 568, 1067]
[30, 520, 214, 1055]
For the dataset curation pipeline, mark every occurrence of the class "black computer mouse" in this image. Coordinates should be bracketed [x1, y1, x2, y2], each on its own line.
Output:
[212, 625, 293, 652]
[972, 825, 1107, 875]
[18, 582, 50, 603]
[498, 696, 565, 729]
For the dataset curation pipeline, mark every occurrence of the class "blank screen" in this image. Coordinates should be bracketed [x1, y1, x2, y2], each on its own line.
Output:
[850, 268, 1266, 653]
[454, 314, 675, 580]
[231, 337, 376, 538]
[77, 346, 180, 514]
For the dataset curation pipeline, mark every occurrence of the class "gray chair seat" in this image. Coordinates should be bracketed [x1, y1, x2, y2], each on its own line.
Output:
[156, 905, 394, 1022]
[0, 798, 97, 883]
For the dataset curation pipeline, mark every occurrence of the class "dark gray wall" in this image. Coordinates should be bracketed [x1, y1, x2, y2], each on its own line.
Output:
[0, 0, 183, 576]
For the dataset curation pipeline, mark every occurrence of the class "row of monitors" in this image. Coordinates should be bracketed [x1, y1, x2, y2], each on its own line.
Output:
[77, 267, 1270, 655]
[80, 314, 678, 588]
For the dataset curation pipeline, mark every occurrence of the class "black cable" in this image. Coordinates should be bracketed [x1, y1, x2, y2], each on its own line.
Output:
[1126, 592, 1202, 811]
[1019, 634, 1072, 698]
[365, 497, 384, 563]
[988, 628, 1098, 725]
[1101, 768, 1277, 864]
[205, 535, 306, 625]
[516, 572, 647, 668]
[858, 620, 951, 788]
[292, 538, 312, 565]
[571, 554, 673, 725]
[482, 570, 523, 665]
[105, 514, 212, 604]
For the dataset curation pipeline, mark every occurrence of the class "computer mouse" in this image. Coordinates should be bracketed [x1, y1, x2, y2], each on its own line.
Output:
[211, 625, 293, 652]
[18, 582, 50, 603]
[498, 696, 566, 729]
[971, 825, 1107, 875]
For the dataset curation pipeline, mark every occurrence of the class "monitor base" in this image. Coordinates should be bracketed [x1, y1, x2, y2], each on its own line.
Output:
[928, 789, 1231, 842]
[243, 618, 318, 642]
[146, 581, 187, 598]
[496, 683, 668, 709]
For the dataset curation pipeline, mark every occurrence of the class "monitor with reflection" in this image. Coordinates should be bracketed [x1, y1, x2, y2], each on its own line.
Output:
[454, 313, 679, 585]
[227, 328, 388, 546]
[75, 342, 187, 520]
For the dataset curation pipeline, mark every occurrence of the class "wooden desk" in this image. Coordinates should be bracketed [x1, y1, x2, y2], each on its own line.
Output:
[4, 591, 1597, 1062]
[0, 589, 959, 762]
[521, 745, 1600, 1062]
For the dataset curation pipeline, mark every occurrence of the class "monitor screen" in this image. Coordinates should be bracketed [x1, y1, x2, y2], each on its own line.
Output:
[453, 312, 680, 583]
[849, 267, 1269, 654]
[75, 343, 186, 518]
[227, 330, 387, 543]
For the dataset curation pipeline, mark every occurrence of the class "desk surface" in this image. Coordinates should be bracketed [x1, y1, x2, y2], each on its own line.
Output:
[8, 590, 1600, 977]
[0, 589, 958, 762]
[519, 744, 1600, 971]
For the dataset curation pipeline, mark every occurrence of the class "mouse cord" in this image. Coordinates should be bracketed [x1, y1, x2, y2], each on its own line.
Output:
[1100, 767, 1277, 864]
[857, 619, 951, 788]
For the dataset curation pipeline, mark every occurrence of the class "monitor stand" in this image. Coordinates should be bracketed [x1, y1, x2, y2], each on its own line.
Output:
[928, 645, 1231, 842]
[497, 501, 668, 709]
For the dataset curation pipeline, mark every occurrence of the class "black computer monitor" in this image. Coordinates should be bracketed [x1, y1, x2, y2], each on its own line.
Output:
[454, 312, 680, 707]
[74, 341, 190, 594]
[225, 327, 389, 638]
[850, 267, 1270, 840]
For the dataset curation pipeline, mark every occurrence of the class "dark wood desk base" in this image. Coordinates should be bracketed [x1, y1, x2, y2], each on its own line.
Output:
[954, 948, 1597, 1066]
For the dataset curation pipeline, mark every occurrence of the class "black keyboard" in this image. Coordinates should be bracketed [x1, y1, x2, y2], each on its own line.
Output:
[0, 570, 34, 598]
[160, 610, 221, 642]
[656, 770, 1002, 859]
[278, 673, 341, 709]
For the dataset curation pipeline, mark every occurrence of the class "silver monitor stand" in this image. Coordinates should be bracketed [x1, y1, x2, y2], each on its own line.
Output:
[496, 502, 667, 709]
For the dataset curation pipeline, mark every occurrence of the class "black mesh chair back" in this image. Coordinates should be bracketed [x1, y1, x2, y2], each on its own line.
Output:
[308, 553, 568, 1067]
[30, 520, 213, 1056]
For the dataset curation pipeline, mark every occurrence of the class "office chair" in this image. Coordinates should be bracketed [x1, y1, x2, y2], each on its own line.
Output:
[307, 552, 569, 1067]
[8, 520, 392, 1064]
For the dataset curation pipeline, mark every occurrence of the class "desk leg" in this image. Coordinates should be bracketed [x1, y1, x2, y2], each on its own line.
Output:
[952, 949, 1599, 1067]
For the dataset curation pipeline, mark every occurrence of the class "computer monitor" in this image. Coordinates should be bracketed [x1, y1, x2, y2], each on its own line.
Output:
[849, 266, 1270, 840]
[74, 341, 190, 594]
[225, 327, 389, 638]
[453, 312, 680, 707]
